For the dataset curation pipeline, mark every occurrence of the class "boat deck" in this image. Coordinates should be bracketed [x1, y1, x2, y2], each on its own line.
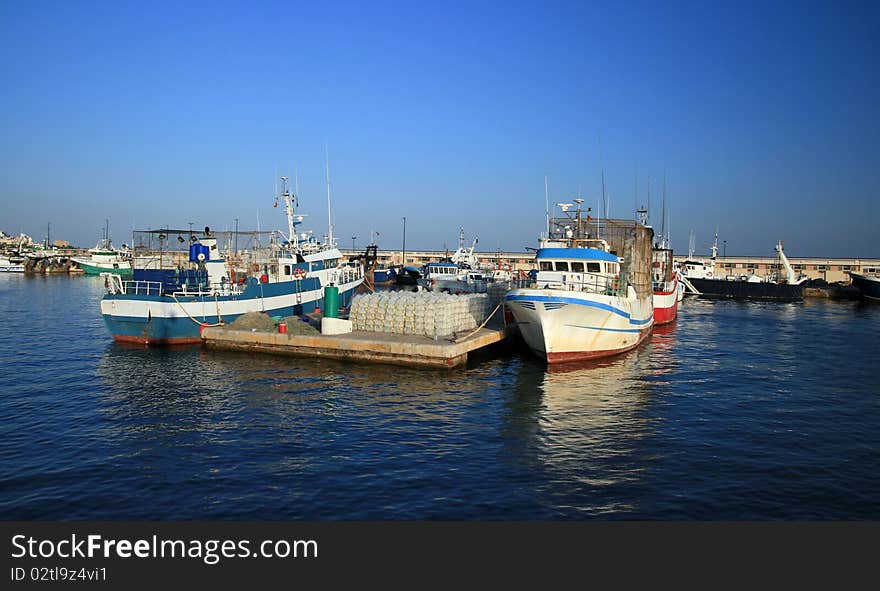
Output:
[202, 320, 512, 369]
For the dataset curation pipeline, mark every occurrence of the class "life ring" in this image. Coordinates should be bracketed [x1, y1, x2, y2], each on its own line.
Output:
[706, 271, 713, 278]
[293, 267, 306, 280]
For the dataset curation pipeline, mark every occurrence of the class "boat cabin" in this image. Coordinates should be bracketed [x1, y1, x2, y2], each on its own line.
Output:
[534, 247, 625, 294]
[423, 261, 462, 280]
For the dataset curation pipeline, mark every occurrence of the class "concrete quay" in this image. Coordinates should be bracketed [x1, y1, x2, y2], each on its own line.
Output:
[202, 323, 512, 369]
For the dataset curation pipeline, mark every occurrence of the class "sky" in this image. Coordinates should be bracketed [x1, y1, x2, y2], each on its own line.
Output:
[1, 0, 878, 257]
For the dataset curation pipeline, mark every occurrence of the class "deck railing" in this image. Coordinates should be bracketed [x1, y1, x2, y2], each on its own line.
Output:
[533, 271, 629, 296]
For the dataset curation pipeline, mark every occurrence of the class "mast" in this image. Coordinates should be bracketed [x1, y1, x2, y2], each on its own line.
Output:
[661, 174, 667, 249]
[325, 143, 334, 248]
[544, 176, 550, 238]
[634, 169, 638, 220]
[280, 176, 298, 249]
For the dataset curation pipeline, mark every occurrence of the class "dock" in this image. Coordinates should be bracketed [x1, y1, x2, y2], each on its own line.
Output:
[202, 322, 512, 368]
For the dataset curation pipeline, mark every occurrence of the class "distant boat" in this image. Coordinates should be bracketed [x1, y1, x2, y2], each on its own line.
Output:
[686, 241, 807, 301]
[0, 253, 25, 272]
[848, 271, 880, 301]
[419, 227, 486, 293]
[71, 221, 132, 276]
[1, 236, 28, 272]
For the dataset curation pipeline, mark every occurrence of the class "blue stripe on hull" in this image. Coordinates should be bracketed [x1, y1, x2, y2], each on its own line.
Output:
[103, 283, 359, 343]
[505, 293, 652, 325]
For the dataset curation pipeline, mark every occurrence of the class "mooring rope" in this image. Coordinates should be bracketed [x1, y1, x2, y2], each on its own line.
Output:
[170, 293, 225, 327]
[451, 300, 504, 343]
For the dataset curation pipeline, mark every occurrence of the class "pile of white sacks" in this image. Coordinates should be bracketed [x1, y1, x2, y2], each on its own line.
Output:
[350, 291, 491, 337]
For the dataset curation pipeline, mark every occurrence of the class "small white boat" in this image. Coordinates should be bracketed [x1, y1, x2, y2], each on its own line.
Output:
[0, 253, 25, 272]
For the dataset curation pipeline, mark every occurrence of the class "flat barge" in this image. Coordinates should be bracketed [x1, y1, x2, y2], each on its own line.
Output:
[202, 322, 511, 369]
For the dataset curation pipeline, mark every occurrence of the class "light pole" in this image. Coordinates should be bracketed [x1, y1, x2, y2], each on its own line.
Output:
[188, 222, 194, 242]
[401, 217, 406, 267]
[234, 218, 238, 254]
[723, 240, 727, 258]
[352, 236, 357, 252]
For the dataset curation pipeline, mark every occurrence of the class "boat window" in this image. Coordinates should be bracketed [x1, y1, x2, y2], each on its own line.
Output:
[587, 262, 600, 273]
[570, 262, 584, 272]
[554, 261, 569, 272]
[284, 265, 291, 275]
[540, 261, 553, 271]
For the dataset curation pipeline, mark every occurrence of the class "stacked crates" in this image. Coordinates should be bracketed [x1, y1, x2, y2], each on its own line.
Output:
[350, 292, 491, 337]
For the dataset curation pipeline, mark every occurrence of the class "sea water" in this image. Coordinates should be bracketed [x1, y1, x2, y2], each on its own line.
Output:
[1, 274, 878, 519]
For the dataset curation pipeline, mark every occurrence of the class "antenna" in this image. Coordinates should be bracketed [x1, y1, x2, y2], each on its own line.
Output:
[634, 167, 638, 219]
[661, 172, 667, 248]
[325, 142, 334, 248]
[598, 134, 607, 218]
[544, 176, 550, 237]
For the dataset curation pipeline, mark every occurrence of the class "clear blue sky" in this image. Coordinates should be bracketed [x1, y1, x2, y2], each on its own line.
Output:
[1, 0, 878, 257]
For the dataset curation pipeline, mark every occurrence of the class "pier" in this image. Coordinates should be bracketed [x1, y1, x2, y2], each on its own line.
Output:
[202, 321, 512, 368]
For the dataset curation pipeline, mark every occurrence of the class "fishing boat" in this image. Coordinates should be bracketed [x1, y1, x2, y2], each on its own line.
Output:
[505, 200, 654, 363]
[848, 271, 880, 301]
[644, 184, 679, 324]
[0, 253, 26, 272]
[99, 176, 364, 344]
[678, 230, 718, 282]
[1, 235, 28, 272]
[651, 243, 679, 324]
[420, 228, 486, 293]
[71, 221, 133, 276]
[686, 241, 807, 301]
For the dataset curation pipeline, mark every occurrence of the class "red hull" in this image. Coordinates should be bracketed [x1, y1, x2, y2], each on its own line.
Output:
[652, 275, 679, 325]
[652, 298, 678, 325]
[545, 326, 652, 364]
[112, 334, 204, 346]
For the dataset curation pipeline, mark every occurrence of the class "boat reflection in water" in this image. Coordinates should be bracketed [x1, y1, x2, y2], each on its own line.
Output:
[94, 322, 681, 519]
[501, 327, 680, 517]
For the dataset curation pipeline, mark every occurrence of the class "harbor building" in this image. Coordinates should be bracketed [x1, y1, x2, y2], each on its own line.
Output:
[339, 249, 880, 284]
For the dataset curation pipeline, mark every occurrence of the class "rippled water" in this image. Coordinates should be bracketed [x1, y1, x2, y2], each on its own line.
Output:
[1, 274, 878, 519]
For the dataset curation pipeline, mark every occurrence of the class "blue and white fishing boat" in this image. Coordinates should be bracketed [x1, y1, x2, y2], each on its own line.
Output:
[505, 201, 654, 363]
[99, 176, 364, 344]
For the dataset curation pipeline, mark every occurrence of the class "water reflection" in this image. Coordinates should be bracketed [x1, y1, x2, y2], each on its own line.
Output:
[497, 335, 676, 516]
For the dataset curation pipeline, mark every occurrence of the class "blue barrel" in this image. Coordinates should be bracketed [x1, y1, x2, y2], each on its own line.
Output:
[324, 285, 339, 318]
[189, 243, 210, 262]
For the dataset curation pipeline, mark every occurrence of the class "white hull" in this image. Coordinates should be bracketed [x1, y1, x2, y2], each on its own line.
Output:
[506, 287, 653, 363]
[100, 277, 362, 322]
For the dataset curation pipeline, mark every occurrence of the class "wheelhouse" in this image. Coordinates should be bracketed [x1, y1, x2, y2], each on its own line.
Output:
[534, 247, 626, 295]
